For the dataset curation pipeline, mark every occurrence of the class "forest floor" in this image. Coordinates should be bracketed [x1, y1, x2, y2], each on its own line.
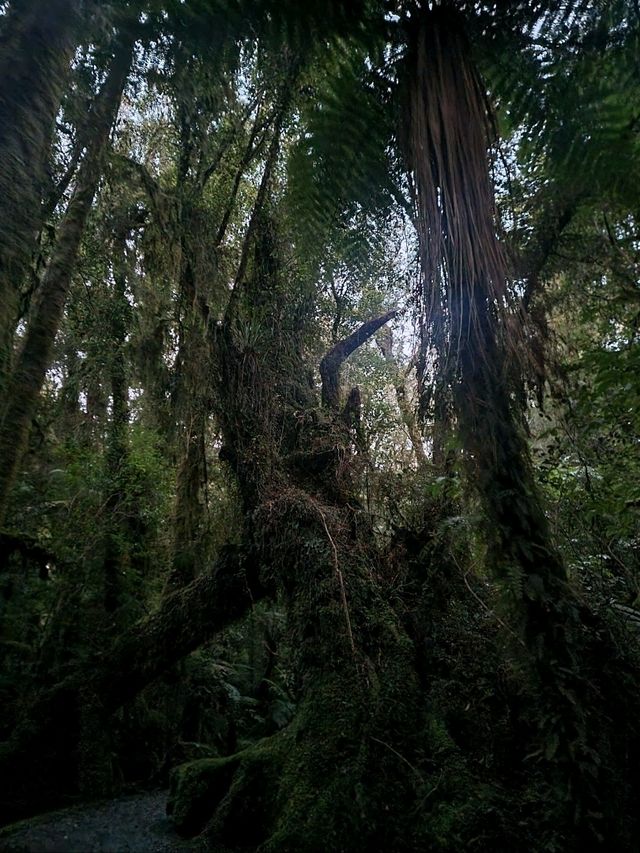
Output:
[0, 791, 194, 852]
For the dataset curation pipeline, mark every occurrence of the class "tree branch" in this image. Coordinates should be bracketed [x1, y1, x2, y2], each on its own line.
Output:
[320, 309, 398, 409]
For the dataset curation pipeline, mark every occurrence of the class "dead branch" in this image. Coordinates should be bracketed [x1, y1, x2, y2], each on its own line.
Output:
[320, 309, 398, 409]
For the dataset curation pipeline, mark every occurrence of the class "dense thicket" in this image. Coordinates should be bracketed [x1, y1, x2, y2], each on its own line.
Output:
[0, 1, 639, 851]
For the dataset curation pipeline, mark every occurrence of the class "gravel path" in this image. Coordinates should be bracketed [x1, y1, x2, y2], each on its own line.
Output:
[0, 791, 194, 853]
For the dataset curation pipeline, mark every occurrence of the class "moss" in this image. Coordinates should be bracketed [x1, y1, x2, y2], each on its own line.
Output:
[174, 660, 427, 852]
[259, 663, 428, 852]
[205, 735, 287, 849]
[167, 755, 240, 836]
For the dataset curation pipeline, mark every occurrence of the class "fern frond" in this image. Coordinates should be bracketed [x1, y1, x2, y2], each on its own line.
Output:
[286, 38, 398, 263]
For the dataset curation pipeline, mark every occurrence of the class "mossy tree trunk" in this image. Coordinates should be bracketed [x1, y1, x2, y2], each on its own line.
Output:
[377, 327, 428, 470]
[103, 229, 133, 617]
[163, 76, 242, 591]
[168, 218, 434, 852]
[0, 33, 134, 529]
[167, 234, 211, 591]
[0, 0, 81, 390]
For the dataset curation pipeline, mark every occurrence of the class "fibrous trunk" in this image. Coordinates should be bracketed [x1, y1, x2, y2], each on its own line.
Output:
[402, 2, 637, 838]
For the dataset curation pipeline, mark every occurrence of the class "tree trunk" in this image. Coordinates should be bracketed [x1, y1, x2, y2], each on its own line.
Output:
[320, 308, 397, 409]
[0, 35, 134, 529]
[167, 222, 432, 851]
[401, 7, 639, 839]
[377, 328, 427, 470]
[167, 249, 210, 591]
[0, 0, 80, 390]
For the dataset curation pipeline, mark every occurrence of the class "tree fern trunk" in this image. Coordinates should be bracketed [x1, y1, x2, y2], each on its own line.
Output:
[402, 6, 618, 833]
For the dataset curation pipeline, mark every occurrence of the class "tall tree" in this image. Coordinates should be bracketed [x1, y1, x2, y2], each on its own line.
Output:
[0, 31, 135, 528]
[0, 0, 81, 389]
[399, 0, 640, 834]
[1, 3, 640, 850]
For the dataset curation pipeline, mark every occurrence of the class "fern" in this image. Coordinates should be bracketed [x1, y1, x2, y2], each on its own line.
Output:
[286, 37, 398, 265]
[483, 0, 640, 204]
[504, 562, 526, 601]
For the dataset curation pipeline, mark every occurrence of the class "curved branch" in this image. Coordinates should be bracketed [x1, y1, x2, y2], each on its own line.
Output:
[320, 309, 398, 409]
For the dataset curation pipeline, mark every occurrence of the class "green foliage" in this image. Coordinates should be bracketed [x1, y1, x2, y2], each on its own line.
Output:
[2, 1, 640, 849]
[487, 2, 640, 207]
[286, 38, 398, 267]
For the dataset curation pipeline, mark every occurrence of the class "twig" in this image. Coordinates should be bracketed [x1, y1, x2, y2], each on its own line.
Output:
[312, 501, 357, 660]
[370, 736, 424, 784]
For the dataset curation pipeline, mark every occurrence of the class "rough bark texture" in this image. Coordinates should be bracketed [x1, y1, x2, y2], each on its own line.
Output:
[377, 328, 427, 469]
[0, 35, 133, 528]
[189, 424, 429, 851]
[401, 8, 640, 841]
[0, 0, 80, 389]
[167, 247, 210, 591]
[103, 233, 132, 616]
[166, 224, 432, 850]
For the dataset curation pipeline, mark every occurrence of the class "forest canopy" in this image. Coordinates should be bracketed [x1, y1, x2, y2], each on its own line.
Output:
[0, 1, 639, 851]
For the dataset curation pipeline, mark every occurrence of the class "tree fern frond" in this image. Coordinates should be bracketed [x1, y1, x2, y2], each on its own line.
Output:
[286, 40, 398, 262]
[483, 1, 640, 205]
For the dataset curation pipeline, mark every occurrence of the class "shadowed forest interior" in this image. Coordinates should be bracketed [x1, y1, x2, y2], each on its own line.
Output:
[1, 1, 640, 850]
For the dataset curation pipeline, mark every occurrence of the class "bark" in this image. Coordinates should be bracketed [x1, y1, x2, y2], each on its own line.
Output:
[167, 229, 210, 590]
[169, 403, 208, 588]
[0, 0, 81, 390]
[175, 225, 431, 849]
[224, 115, 287, 323]
[222, 65, 300, 326]
[59, 341, 84, 435]
[200, 369, 429, 851]
[167, 88, 296, 589]
[430, 381, 452, 469]
[0, 544, 268, 822]
[400, 8, 639, 836]
[214, 104, 269, 249]
[453, 323, 640, 843]
[520, 199, 578, 309]
[457, 328, 569, 595]
[320, 309, 398, 409]
[0, 35, 134, 529]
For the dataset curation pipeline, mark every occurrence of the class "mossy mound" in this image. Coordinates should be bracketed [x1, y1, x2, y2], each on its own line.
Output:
[168, 755, 240, 836]
[168, 735, 288, 845]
